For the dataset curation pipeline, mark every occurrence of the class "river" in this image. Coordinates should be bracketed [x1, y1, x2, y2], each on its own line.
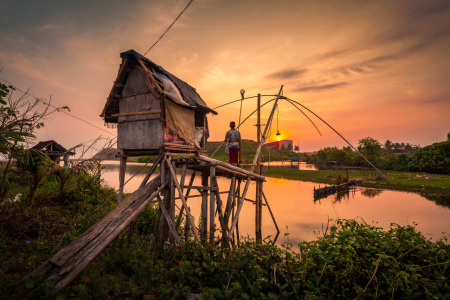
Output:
[101, 161, 450, 246]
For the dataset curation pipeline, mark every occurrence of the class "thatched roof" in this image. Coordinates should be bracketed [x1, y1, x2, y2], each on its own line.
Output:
[31, 140, 75, 156]
[101, 50, 217, 123]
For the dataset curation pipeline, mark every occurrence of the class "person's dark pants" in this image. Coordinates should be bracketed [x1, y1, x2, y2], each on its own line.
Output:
[229, 147, 239, 164]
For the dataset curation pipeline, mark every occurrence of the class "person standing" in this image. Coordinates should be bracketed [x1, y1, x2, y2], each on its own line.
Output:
[224, 121, 241, 166]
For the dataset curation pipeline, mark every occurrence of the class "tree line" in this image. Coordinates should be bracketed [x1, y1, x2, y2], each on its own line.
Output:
[303, 136, 450, 174]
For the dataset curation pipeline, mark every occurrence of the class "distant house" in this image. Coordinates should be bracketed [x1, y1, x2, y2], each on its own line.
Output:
[31, 140, 75, 163]
[264, 140, 293, 151]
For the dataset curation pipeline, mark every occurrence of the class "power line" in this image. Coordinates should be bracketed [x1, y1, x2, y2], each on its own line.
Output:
[143, 0, 194, 56]
[0, 77, 116, 136]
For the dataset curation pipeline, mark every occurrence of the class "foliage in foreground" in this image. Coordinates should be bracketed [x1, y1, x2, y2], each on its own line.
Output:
[2, 192, 449, 300]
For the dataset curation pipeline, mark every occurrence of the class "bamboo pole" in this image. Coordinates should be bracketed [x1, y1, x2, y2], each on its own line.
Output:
[139, 154, 163, 188]
[209, 166, 216, 245]
[224, 176, 236, 225]
[111, 110, 161, 117]
[117, 156, 127, 204]
[196, 155, 264, 180]
[165, 158, 200, 243]
[201, 172, 208, 240]
[256, 93, 262, 242]
[175, 171, 196, 229]
[227, 86, 283, 239]
[156, 195, 184, 247]
[262, 192, 279, 234]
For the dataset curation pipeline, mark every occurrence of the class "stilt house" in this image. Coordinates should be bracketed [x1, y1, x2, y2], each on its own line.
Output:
[100, 50, 217, 156]
[31, 140, 75, 162]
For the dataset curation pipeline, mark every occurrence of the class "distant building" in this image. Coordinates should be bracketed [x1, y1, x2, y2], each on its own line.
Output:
[31, 140, 75, 163]
[264, 140, 293, 151]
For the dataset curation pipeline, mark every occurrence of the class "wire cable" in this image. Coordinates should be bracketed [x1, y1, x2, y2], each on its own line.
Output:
[285, 97, 391, 182]
[0, 77, 116, 136]
[143, 0, 194, 56]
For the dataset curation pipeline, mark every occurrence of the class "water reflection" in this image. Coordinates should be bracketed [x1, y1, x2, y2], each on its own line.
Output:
[101, 161, 450, 247]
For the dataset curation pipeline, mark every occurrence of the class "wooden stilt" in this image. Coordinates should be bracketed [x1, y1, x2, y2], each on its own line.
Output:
[201, 172, 208, 241]
[225, 176, 236, 225]
[165, 158, 201, 243]
[211, 175, 228, 244]
[262, 191, 279, 234]
[175, 171, 196, 229]
[157, 195, 184, 247]
[117, 156, 127, 204]
[235, 180, 241, 244]
[169, 161, 176, 244]
[227, 176, 251, 239]
[209, 166, 216, 245]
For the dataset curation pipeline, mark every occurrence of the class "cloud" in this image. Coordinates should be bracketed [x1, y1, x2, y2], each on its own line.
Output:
[332, 41, 432, 77]
[420, 95, 450, 104]
[318, 48, 351, 60]
[296, 82, 349, 92]
[408, 1, 450, 20]
[266, 68, 307, 80]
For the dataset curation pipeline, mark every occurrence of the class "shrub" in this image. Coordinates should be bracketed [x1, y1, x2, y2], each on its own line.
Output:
[409, 140, 450, 174]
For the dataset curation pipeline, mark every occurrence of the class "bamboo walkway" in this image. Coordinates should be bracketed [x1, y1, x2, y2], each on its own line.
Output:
[24, 176, 162, 291]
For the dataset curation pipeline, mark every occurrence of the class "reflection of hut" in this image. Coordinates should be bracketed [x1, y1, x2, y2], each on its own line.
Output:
[100, 49, 217, 156]
[31, 140, 75, 163]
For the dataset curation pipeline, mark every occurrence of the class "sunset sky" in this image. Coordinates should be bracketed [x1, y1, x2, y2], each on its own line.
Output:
[1, 0, 449, 154]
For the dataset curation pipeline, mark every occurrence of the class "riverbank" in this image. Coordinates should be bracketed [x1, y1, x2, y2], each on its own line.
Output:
[263, 168, 450, 196]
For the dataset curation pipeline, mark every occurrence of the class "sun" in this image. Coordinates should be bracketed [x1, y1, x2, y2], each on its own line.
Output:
[277, 138, 281, 141]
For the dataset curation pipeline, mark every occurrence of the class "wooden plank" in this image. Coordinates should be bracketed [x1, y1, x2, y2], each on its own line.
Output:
[165, 158, 200, 243]
[216, 165, 247, 179]
[197, 155, 265, 180]
[164, 142, 196, 148]
[118, 93, 161, 122]
[122, 65, 152, 97]
[184, 185, 217, 191]
[52, 182, 166, 290]
[157, 195, 184, 247]
[48, 176, 161, 267]
[112, 110, 161, 117]
[118, 119, 163, 150]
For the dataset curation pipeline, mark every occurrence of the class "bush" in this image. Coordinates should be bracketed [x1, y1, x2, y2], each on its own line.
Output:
[380, 154, 412, 171]
[409, 140, 450, 174]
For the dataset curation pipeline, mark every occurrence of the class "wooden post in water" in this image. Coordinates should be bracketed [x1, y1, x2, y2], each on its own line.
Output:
[255, 93, 262, 242]
[117, 156, 127, 204]
[209, 166, 216, 245]
[201, 172, 208, 241]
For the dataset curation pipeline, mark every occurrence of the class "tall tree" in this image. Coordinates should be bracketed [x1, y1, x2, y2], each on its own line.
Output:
[358, 137, 382, 162]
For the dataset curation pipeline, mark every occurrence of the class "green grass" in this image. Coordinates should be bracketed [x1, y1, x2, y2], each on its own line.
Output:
[264, 168, 450, 196]
[206, 139, 298, 163]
